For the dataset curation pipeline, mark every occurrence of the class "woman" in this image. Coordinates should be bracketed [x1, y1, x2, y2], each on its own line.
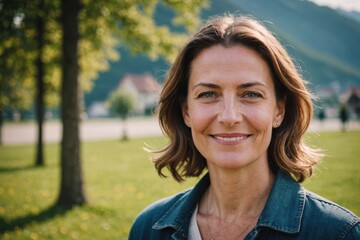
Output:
[129, 15, 360, 240]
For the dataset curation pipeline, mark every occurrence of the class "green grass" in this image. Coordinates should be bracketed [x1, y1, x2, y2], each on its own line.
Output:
[303, 131, 360, 213]
[0, 131, 359, 239]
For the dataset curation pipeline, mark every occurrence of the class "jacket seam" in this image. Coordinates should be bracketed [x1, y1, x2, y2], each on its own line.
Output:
[152, 189, 192, 230]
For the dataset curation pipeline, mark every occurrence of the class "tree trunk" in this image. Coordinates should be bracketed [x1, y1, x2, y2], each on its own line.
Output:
[0, 109, 3, 145]
[58, 0, 87, 206]
[121, 118, 128, 141]
[35, 0, 45, 166]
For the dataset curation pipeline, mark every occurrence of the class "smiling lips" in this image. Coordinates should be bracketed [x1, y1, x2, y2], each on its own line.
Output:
[212, 133, 251, 144]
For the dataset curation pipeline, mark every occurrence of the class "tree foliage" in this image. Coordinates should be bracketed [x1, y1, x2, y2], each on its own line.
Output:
[108, 90, 134, 119]
[0, 0, 34, 144]
[0, 0, 207, 113]
[108, 90, 135, 140]
[0, 1, 34, 111]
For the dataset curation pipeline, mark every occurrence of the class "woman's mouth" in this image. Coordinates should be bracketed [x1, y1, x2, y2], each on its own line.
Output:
[211, 134, 251, 144]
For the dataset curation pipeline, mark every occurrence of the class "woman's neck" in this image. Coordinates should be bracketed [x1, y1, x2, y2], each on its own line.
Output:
[203, 165, 275, 221]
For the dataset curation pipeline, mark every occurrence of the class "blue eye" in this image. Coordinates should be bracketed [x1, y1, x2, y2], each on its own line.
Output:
[198, 91, 217, 98]
[244, 91, 262, 98]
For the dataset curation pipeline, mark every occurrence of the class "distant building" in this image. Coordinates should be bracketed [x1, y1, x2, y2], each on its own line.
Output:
[340, 87, 360, 103]
[87, 101, 109, 118]
[317, 87, 338, 98]
[316, 87, 339, 118]
[117, 73, 161, 115]
[341, 87, 360, 119]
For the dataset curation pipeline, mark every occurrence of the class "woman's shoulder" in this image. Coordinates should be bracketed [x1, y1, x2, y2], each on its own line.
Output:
[128, 188, 192, 239]
[303, 189, 360, 238]
[304, 190, 358, 220]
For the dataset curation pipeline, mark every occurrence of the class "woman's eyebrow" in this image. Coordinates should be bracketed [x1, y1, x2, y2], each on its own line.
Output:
[192, 82, 220, 90]
[193, 81, 266, 90]
[238, 81, 266, 89]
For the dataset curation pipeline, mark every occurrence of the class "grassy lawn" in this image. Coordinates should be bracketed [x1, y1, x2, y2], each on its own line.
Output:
[0, 131, 359, 239]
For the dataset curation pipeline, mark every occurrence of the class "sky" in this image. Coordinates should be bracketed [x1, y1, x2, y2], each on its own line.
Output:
[309, 0, 360, 12]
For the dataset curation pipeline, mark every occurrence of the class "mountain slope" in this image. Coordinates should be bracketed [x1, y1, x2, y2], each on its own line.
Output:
[233, 0, 360, 68]
[85, 0, 360, 106]
[231, 0, 360, 86]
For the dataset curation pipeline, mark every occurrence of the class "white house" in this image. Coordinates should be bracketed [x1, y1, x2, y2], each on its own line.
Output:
[117, 73, 161, 115]
[87, 101, 110, 118]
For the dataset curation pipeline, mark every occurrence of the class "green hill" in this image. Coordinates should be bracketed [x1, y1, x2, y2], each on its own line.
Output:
[339, 9, 360, 23]
[233, 0, 360, 87]
[85, 0, 360, 107]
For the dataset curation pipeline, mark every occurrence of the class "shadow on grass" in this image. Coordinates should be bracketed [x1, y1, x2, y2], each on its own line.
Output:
[0, 204, 72, 234]
[0, 165, 36, 174]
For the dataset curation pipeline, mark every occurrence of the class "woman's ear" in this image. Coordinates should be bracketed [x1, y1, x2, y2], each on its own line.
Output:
[181, 101, 191, 128]
[274, 97, 286, 128]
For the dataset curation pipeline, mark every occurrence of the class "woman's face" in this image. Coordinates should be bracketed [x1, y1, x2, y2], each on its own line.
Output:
[182, 44, 285, 171]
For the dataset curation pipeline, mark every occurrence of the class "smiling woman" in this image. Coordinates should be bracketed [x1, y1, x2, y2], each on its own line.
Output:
[129, 15, 360, 240]
[182, 45, 283, 173]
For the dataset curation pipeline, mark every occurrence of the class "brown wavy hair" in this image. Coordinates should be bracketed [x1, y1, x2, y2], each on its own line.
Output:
[153, 15, 321, 183]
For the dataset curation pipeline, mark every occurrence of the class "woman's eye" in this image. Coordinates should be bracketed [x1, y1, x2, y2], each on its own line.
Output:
[244, 91, 262, 98]
[198, 91, 217, 99]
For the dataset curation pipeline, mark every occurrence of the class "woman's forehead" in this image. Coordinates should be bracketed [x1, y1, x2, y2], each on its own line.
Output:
[188, 44, 273, 88]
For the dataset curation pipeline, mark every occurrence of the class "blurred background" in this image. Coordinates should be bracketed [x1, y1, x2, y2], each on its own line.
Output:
[0, 0, 360, 129]
[1, 0, 359, 239]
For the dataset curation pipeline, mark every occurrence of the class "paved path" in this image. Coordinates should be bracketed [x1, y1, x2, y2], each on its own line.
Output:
[2, 117, 162, 145]
[2, 117, 359, 145]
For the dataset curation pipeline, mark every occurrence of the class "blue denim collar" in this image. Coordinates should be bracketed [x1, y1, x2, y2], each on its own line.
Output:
[152, 171, 304, 235]
[258, 171, 304, 233]
[152, 174, 209, 236]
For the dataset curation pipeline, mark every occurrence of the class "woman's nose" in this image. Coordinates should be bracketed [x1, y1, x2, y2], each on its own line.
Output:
[218, 96, 242, 127]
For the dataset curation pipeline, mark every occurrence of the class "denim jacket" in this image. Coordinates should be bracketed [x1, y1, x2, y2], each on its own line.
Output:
[129, 171, 360, 239]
